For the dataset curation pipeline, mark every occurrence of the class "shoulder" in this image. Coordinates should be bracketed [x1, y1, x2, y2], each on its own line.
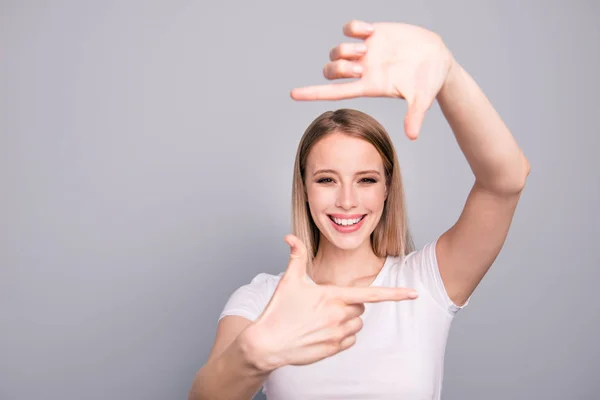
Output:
[218, 272, 283, 322]
[245, 272, 283, 295]
[404, 239, 438, 270]
[230, 272, 283, 301]
[386, 238, 438, 273]
[382, 240, 437, 281]
[387, 237, 469, 316]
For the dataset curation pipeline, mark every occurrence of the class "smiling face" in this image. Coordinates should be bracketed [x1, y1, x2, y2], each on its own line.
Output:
[304, 131, 388, 251]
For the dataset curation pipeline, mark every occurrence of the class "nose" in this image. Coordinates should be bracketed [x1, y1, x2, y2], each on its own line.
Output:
[335, 183, 358, 210]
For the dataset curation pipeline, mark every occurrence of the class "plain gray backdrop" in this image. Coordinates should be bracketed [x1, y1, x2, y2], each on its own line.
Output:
[1, 1, 598, 399]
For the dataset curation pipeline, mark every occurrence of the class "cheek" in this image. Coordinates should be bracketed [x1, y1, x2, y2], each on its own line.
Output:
[306, 188, 327, 224]
[306, 186, 335, 209]
[363, 186, 387, 210]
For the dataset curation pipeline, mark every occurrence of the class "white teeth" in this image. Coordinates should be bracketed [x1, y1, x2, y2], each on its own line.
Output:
[332, 216, 364, 226]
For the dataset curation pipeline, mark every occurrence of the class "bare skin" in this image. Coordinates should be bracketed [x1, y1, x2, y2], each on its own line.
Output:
[188, 236, 418, 400]
[189, 18, 529, 400]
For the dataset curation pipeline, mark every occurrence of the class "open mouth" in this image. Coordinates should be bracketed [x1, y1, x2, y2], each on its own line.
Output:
[328, 215, 367, 227]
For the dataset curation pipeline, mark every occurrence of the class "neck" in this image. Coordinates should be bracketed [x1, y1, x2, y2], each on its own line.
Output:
[309, 235, 386, 287]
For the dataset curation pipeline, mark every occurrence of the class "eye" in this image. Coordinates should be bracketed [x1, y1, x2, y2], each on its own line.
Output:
[316, 177, 377, 184]
[317, 178, 334, 184]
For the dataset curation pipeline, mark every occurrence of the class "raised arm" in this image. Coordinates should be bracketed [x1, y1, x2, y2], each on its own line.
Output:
[434, 58, 530, 306]
[290, 20, 530, 307]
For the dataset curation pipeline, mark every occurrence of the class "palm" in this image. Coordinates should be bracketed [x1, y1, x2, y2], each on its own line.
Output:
[291, 21, 454, 139]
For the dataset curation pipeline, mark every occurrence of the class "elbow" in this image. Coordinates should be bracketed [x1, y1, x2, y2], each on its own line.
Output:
[522, 155, 531, 180]
[501, 165, 530, 195]
[509, 156, 531, 193]
[478, 155, 531, 195]
[517, 155, 531, 191]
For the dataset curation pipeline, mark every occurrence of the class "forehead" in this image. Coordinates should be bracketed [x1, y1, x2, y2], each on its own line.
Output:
[306, 132, 383, 172]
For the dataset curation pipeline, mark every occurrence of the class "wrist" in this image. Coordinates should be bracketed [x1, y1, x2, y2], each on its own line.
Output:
[238, 323, 284, 374]
[438, 53, 462, 100]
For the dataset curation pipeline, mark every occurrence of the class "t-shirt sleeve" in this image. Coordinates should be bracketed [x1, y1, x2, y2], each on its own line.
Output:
[406, 237, 471, 316]
[218, 273, 275, 322]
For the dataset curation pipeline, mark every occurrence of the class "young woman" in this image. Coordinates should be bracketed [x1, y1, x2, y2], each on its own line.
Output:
[189, 20, 530, 400]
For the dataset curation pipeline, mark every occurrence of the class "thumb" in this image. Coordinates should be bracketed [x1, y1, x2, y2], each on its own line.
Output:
[283, 234, 308, 280]
[404, 95, 430, 141]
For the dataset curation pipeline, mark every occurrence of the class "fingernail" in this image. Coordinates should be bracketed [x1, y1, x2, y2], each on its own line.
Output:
[353, 65, 363, 74]
[365, 24, 374, 33]
[408, 291, 419, 298]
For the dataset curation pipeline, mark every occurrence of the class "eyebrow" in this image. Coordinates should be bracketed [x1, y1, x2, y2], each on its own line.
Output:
[313, 169, 381, 177]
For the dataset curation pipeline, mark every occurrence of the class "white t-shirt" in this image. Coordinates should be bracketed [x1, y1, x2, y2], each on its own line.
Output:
[218, 237, 470, 399]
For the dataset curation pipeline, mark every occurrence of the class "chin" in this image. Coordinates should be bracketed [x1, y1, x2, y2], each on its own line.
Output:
[329, 237, 366, 251]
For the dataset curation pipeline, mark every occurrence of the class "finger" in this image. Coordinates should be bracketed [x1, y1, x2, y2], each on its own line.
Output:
[337, 286, 419, 304]
[338, 334, 357, 352]
[343, 303, 366, 320]
[290, 81, 364, 101]
[283, 234, 308, 280]
[404, 95, 432, 141]
[341, 317, 364, 336]
[329, 42, 368, 61]
[323, 60, 363, 80]
[342, 20, 375, 39]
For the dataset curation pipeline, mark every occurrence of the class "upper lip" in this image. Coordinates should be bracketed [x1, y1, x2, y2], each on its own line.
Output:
[328, 214, 366, 219]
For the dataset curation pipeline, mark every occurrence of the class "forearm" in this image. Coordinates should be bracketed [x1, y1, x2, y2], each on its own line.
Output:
[188, 329, 272, 400]
[436, 58, 530, 194]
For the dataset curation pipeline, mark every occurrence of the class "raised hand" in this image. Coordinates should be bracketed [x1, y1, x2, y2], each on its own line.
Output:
[290, 20, 455, 140]
[245, 234, 419, 371]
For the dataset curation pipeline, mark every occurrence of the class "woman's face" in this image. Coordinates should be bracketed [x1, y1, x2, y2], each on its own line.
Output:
[305, 132, 388, 251]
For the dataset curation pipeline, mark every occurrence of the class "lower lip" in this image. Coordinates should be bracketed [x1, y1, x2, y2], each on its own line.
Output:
[329, 216, 366, 233]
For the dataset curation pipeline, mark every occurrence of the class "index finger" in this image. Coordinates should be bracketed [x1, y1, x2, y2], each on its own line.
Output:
[335, 286, 419, 304]
[343, 20, 375, 39]
[290, 81, 364, 101]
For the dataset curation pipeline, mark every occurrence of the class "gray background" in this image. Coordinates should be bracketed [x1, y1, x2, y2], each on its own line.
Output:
[1, 1, 598, 399]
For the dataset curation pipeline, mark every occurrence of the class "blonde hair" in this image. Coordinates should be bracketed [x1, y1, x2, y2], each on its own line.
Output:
[291, 108, 415, 267]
